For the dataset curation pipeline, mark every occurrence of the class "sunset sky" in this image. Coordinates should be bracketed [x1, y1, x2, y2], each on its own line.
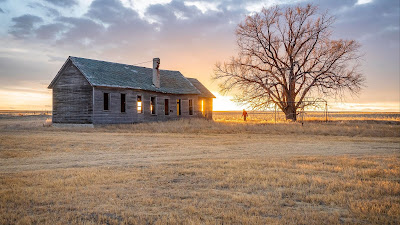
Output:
[0, 0, 398, 111]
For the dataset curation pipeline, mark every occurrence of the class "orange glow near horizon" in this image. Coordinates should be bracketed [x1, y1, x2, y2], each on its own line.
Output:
[0, 89, 399, 112]
[0, 89, 52, 111]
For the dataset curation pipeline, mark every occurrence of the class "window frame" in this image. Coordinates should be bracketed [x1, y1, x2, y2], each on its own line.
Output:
[189, 99, 193, 116]
[103, 92, 110, 111]
[177, 99, 181, 116]
[150, 96, 157, 115]
[137, 95, 143, 114]
[201, 99, 205, 116]
[164, 98, 169, 116]
[120, 93, 126, 113]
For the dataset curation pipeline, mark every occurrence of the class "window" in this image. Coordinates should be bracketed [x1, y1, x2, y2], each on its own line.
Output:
[201, 100, 205, 116]
[189, 99, 193, 115]
[104, 93, 109, 110]
[121, 93, 126, 113]
[164, 99, 169, 115]
[177, 99, 181, 116]
[150, 97, 156, 115]
[137, 96, 142, 113]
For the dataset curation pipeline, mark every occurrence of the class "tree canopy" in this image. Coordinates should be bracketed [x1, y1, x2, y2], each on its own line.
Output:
[214, 4, 364, 121]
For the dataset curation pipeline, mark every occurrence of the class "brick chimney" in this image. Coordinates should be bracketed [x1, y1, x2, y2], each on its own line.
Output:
[152, 58, 160, 88]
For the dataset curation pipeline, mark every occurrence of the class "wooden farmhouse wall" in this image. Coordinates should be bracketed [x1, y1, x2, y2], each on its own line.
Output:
[198, 97, 213, 120]
[92, 87, 202, 124]
[52, 62, 93, 124]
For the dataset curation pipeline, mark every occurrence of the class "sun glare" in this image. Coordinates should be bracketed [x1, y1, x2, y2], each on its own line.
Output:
[212, 92, 243, 111]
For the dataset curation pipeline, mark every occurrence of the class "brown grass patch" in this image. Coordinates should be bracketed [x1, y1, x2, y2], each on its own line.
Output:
[1, 156, 399, 224]
[0, 115, 399, 224]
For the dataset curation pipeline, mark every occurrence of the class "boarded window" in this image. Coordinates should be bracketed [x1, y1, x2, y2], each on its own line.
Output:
[121, 93, 126, 113]
[150, 97, 156, 115]
[164, 99, 169, 115]
[104, 93, 109, 110]
[189, 99, 193, 115]
[177, 99, 181, 116]
[137, 96, 142, 113]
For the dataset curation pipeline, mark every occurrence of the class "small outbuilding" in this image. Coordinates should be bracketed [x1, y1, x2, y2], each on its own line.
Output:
[48, 56, 215, 124]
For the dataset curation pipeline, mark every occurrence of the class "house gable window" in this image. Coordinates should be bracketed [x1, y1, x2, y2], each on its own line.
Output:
[164, 99, 169, 115]
[104, 93, 109, 111]
[121, 93, 126, 113]
[189, 99, 193, 115]
[150, 97, 156, 115]
[137, 95, 142, 113]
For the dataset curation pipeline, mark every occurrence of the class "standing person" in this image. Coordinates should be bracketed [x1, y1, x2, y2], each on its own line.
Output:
[242, 109, 248, 121]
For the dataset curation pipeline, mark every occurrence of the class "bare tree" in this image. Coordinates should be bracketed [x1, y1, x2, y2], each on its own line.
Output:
[214, 4, 364, 121]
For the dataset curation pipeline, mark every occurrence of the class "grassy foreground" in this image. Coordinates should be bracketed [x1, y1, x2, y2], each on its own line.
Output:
[0, 116, 399, 224]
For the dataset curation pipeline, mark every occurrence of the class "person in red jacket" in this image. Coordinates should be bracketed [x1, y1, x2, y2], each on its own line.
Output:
[242, 109, 248, 121]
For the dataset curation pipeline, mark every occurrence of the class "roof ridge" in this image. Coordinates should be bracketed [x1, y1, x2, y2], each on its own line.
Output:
[69, 56, 181, 72]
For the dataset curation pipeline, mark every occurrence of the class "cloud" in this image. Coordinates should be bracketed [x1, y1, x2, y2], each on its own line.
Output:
[55, 16, 105, 46]
[35, 23, 66, 39]
[43, 0, 78, 8]
[9, 14, 43, 38]
[298, 0, 399, 44]
[47, 54, 66, 62]
[0, 8, 4, 13]
[83, 0, 156, 50]
[28, 2, 60, 17]
[356, 0, 373, 5]
[86, 0, 142, 24]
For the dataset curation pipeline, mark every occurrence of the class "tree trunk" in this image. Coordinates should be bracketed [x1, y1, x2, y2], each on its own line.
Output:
[284, 104, 297, 121]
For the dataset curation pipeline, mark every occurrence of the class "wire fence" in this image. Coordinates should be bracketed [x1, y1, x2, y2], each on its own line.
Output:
[1, 110, 399, 123]
[213, 111, 400, 123]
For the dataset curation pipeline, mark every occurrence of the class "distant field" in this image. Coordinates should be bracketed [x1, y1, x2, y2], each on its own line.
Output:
[2, 110, 399, 123]
[0, 115, 399, 224]
[0, 110, 51, 118]
[214, 111, 400, 123]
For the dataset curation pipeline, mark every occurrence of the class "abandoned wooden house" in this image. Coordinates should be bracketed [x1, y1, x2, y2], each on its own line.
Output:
[48, 56, 215, 124]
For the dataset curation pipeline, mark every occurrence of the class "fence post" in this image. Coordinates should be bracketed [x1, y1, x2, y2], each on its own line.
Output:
[274, 104, 277, 124]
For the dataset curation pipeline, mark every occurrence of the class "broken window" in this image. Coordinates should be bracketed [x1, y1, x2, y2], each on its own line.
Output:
[104, 93, 109, 110]
[177, 99, 181, 116]
[150, 97, 156, 115]
[121, 93, 126, 113]
[189, 99, 193, 115]
[137, 95, 142, 113]
[164, 99, 169, 115]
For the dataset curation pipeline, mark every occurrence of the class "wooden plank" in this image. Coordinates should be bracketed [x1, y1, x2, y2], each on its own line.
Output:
[52, 62, 93, 124]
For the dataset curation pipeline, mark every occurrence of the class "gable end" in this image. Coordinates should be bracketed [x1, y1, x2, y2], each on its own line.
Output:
[48, 57, 93, 89]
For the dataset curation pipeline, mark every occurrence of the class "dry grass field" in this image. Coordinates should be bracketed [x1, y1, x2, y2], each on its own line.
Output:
[0, 113, 399, 224]
[214, 111, 400, 124]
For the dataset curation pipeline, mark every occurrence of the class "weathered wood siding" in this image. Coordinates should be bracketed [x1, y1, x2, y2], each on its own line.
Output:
[92, 87, 203, 124]
[52, 62, 93, 123]
[198, 97, 213, 120]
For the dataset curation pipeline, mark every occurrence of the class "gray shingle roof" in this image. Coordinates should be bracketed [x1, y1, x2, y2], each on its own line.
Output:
[49, 56, 202, 95]
[186, 78, 216, 98]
